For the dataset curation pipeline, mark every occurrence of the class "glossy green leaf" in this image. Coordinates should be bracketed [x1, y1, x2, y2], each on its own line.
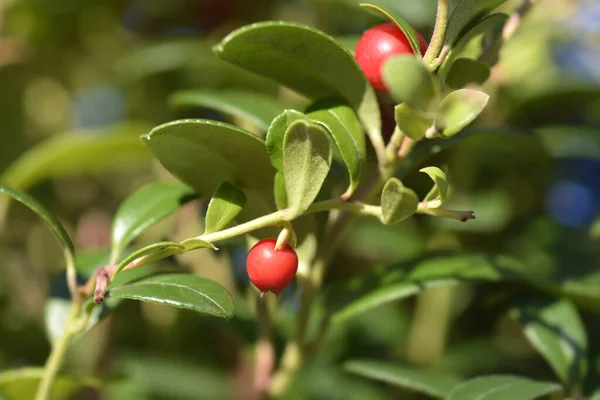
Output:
[307, 100, 366, 199]
[266, 110, 309, 209]
[444, 0, 509, 47]
[344, 360, 461, 398]
[141, 119, 275, 212]
[169, 89, 284, 131]
[114, 241, 188, 277]
[0, 368, 102, 400]
[108, 273, 235, 318]
[111, 182, 197, 260]
[445, 58, 491, 89]
[1, 121, 152, 192]
[359, 3, 423, 55]
[381, 178, 419, 224]
[214, 22, 383, 159]
[420, 167, 449, 207]
[511, 297, 588, 385]
[446, 375, 562, 400]
[382, 55, 438, 111]
[436, 89, 490, 137]
[283, 119, 332, 217]
[323, 253, 531, 324]
[395, 104, 434, 141]
[204, 182, 247, 234]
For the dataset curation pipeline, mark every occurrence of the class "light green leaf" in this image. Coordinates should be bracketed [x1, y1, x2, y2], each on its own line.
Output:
[0, 368, 102, 400]
[1, 121, 152, 192]
[446, 375, 562, 400]
[307, 100, 366, 199]
[141, 119, 276, 217]
[436, 89, 490, 137]
[420, 167, 449, 207]
[359, 3, 424, 55]
[445, 58, 491, 89]
[395, 103, 434, 141]
[169, 89, 284, 131]
[266, 110, 309, 209]
[213, 22, 384, 159]
[110, 182, 197, 261]
[344, 360, 461, 398]
[511, 297, 588, 385]
[382, 55, 439, 111]
[108, 273, 235, 318]
[444, 0, 509, 47]
[381, 178, 419, 224]
[283, 120, 332, 217]
[204, 182, 247, 234]
[114, 241, 188, 277]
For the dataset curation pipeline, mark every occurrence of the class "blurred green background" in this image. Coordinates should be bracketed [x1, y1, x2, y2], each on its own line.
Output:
[1, 0, 600, 399]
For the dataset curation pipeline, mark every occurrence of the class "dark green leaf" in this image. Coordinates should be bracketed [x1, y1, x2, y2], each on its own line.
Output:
[111, 182, 197, 260]
[141, 119, 275, 216]
[436, 89, 490, 137]
[204, 182, 247, 234]
[169, 89, 284, 131]
[420, 167, 449, 207]
[307, 100, 366, 199]
[344, 360, 461, 398]
[444, 0, 509, 47]
[446, 375, 562, 400]
[0, 368, 102, 400]
[283, 120, 332, 217]
[214, 22, 383, 158]
[395, 104, 434, 141]
[108, 273, 235, 318]
[266, 110, 309, 209]
[1, 121, 152, 191]
[359, 3, 423, 55]
[381, 178, 418, 224]
[445, 58, 491, 89]
[382, 55, 439, 111]
[511, 297, 588, 385]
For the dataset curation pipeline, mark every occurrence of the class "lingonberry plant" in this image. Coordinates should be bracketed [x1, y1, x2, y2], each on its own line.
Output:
[1, 0, 598, 399]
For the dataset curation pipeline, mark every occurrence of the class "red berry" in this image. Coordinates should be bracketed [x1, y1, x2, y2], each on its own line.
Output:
[355, 23, 428, 92]
[246, 238, 298, 295]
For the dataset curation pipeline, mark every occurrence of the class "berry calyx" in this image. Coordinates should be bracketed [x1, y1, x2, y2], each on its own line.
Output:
[355, 23, 428, 92]
[246, 238, 298, 295]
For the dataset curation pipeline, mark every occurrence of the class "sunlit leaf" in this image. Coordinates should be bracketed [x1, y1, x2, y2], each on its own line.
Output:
[395, 104, 434, 141]
[444, 0, 509, 47]
[436, 89, 490, 137]
[419, 166, 449, 207]
[204, 182, 246, 234]
[380, 178, 418, 224]
[382, 55, 438, 111]
[446, 375, 561, 400]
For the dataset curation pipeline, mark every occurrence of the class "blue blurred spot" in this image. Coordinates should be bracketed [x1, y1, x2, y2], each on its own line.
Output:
[72, 85, 126, 129]
[547, 180, 595, 227]
[230, 246, 249, 284]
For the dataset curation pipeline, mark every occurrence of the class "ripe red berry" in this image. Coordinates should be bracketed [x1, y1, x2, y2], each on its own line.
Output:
[246, 238, 298, 295]
[355, 23, 428, 92]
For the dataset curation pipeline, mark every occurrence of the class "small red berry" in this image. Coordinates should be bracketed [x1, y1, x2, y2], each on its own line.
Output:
[246, 238, 298, 295]
[355, 23, 428, 92]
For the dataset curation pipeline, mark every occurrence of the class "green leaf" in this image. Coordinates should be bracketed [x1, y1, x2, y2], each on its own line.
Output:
[380, 178, 419, 224]
[344, 360, 461, 398]
[213, 22, 383, 159]
[359, 3, 423, 55]
[110, 182, 197, 261]
[436, 89, 490, 137]
[283, 120, 333, 217]
[382, 55, 439, 111]
[420, 167, 449, 207]
[395, 104, 434, 141]
[141, 119, 275, 214]
[0, 183, 75, 265]
[511, 297, 588, 385]
[445, 58, 491, 89]
[114, 241, 188, 277]
[444, 0, 509, 47]
[306, 100, 366, 199]
[108, 273, 235, 318]
[0, 368, 102, 400]
[446, 375, 562, 400]
[204, 182, 247, 234]
[1, 121, 152, 191]
[169, 89, 284, 131]
[266, 110, 310, 209]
